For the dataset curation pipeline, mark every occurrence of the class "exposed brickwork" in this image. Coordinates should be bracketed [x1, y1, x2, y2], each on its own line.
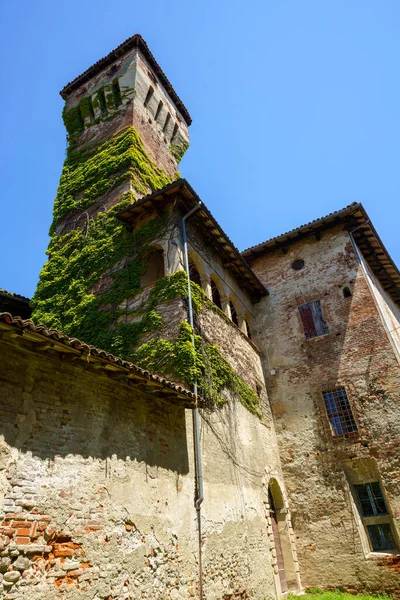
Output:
[249, 225, 400, 595]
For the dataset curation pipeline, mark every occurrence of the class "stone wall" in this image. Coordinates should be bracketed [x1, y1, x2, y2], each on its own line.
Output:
[248, 224, 400, 595]
[0, 333, 287, 599]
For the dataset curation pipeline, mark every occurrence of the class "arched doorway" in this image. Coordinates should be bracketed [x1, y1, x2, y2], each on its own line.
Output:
[269, 487, 287, 592]
[267, 478, 301, 595]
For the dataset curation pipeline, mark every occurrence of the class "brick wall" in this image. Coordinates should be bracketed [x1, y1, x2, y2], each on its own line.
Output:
[249, 225, 400, 594]
[0, 335, 285, 599]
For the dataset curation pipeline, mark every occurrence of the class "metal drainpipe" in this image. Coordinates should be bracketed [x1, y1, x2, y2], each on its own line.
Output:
[181, 202, 204, 600]
[349, 224, 400, 362]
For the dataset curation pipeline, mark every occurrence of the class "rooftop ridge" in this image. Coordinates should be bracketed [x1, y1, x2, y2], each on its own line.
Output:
[60, 34, 192, 126]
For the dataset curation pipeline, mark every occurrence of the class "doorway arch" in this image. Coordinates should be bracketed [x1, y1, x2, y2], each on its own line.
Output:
[265, 476, 301, 596]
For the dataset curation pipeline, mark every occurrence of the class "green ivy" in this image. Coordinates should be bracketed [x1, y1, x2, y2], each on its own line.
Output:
[62, 105, 84, 140]
[132, 321, 261, 416]
[51, 126, 173, 230]
[170, 140, 189, 163]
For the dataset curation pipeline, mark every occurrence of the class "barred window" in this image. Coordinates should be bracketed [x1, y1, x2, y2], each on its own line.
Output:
[354, 482, 397, 552]
[367, 524, 397, 552]
[355, 482, 388, 517]
[323, 388, 358, 437]
[298, 300, 328, 339]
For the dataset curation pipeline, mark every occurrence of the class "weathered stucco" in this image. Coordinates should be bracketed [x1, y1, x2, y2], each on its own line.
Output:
[248, 225, 400, 595]
[0, 335, 289, 599]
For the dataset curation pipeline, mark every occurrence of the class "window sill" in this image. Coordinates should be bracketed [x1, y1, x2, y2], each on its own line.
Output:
[305, 333, 329, 342]
[365, 550, 399, 559]
[331, 432, 360, 441]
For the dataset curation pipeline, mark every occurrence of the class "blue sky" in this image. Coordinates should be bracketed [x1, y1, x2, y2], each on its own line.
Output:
[1, 0, 399, 299]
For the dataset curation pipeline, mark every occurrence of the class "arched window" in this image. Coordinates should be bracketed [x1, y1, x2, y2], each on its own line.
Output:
[188, 261, 202, 287]
[210, 279, 222, 310]
[229, 300, 239, 327]
[140, 248, 165, 288]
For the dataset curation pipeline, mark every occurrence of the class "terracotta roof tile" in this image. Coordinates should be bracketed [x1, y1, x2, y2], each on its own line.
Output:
[0, 313, 198, 408]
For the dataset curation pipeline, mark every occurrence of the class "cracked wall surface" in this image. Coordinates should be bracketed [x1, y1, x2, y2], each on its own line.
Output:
[0, 335, 289, 599]
[249, 225, 400, 595]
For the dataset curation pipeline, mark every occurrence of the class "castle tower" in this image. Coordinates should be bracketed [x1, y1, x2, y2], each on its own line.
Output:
[54, 34, 190, 236]
[32, 36, 191, 349]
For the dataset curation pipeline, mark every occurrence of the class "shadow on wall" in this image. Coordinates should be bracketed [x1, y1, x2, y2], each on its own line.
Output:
[0, 341, 190, 475]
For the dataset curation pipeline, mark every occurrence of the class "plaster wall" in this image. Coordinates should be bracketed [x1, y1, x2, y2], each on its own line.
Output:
[248, 225, 400, 594]
[0, 337, 285, 600]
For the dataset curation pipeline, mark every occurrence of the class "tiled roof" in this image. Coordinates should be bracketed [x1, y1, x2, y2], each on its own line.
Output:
[60, 34, 192, 126]
[0, 313, 198, 408]
[241, 203, 360, 254]
[0, 289, 30, 303]
[242, 203, 400, 305]
[118, 179, 268, 302]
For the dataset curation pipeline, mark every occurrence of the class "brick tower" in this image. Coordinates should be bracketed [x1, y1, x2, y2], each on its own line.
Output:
[32, 36, 191, 352]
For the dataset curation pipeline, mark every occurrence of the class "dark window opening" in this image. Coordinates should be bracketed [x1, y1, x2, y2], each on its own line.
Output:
[355, 482, 388, 517]
[171, 123, 179, 142]
[140, 249, 165, 288]
[163, 112, 171, 133]
[343, 286, 352, 298]
[367, 524, 397, 552]
[292, 259, 305, 271]
[211, 280, 222, 310]
[98, 89, 107, 115]
[155, 100, 163, 122]
[108, 65, 118, 76]
[323, 388, 358, 437]
[229, 301, 239, 327]
[112, 79, 122, 107]
[298, 300, 328, 339]
[245, 319, 252, 340]
[188, 262, 201, 287]
[144, 85, 154, 107]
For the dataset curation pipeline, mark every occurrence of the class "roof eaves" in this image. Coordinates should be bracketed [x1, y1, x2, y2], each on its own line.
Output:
[0, 313, 198, 408]
[118, 179, 269, 301]
[241, 202, 361, 256]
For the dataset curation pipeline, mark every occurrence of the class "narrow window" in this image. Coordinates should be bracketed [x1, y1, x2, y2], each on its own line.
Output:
[354, 482, 397, 552]
[171, 123, 179, 142]
[210, 280, 222, 310]
[343, 286, 352, 298]
[112, 79, 122, 107]
[322, 388, 358, 437]
[298, 300, 328, 339]
[144, 85, 154, 107]
[163, 112, 171, 133]
[229, 301, 239, 327]
[140, 249, 165, 288]
[98, 89, 107, 115]
[155, 100, 163, 122]
[188, 261, 201, 287]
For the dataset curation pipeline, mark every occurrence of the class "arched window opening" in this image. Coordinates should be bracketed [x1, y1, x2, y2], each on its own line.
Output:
[268, 479, 300, 594]
[211, 279, 222, 310]
[140, 248, 165, 288]
[188, 261, 202, 287]
[229, 301, 239, 327]
[343, 286, 352, 298]
[245, 319, 252, 340]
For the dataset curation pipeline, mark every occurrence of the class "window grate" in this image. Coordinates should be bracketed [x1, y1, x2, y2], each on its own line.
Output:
[355, 482, 388, 517]
[323, 388, 358, 437]
[367, 524, 397, 552]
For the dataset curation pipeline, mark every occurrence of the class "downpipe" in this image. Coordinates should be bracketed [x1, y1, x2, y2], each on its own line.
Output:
[182, 202, 204, 599]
